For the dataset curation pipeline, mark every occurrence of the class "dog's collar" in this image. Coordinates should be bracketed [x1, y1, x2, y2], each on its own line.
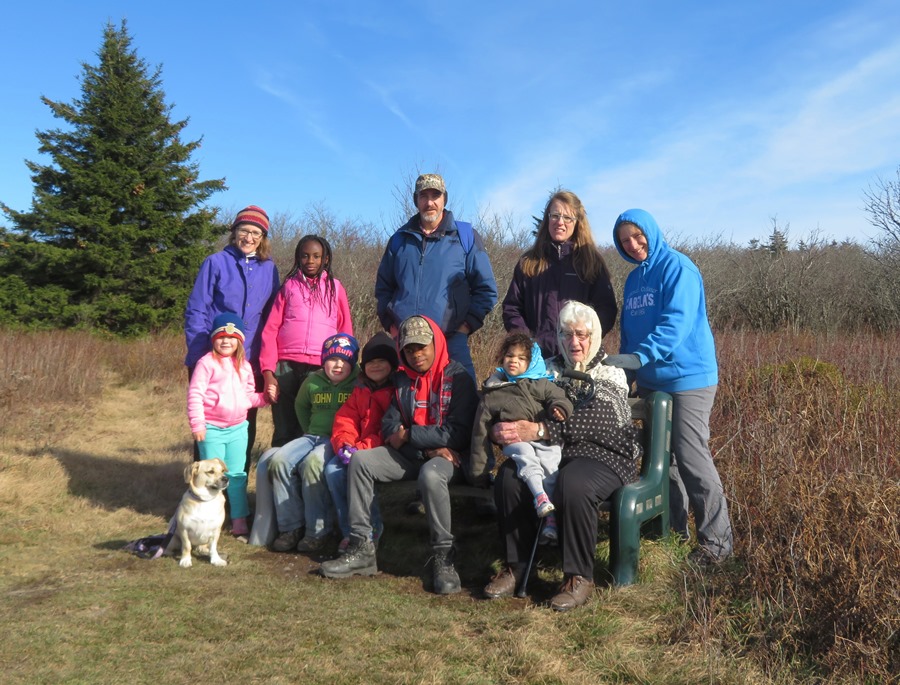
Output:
[187, 487, 222, 503]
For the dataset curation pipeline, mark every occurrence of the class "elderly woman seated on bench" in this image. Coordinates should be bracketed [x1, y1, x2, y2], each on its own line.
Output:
[484, 300, 641, 611]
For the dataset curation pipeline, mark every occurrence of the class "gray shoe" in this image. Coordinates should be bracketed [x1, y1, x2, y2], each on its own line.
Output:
[432, 547, 461, 595]
[688, 546, 730, 567]
[320, 538, 377, 578]
[270, 527, 304, 553]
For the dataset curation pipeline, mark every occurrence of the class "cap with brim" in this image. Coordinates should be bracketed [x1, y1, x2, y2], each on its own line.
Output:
[414, 173, 446, 196]
[398, 316, 434, 349]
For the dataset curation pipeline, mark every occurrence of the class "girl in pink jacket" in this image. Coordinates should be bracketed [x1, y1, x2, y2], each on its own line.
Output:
[259, 235, 353, 447]
[188, 312, 269, 537]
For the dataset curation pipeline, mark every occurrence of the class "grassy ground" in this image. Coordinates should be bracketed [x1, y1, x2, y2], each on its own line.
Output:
[0, 378, 766, 685]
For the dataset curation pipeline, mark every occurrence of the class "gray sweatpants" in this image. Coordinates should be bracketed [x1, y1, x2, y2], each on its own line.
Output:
[503, 440, 561, 502]
[347, 446, 462, 551]
[641, 384, 734, 558]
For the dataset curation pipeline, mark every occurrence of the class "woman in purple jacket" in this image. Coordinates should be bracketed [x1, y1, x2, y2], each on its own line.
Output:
[502, 190, 617, 359]
[184, 205, 280, 468]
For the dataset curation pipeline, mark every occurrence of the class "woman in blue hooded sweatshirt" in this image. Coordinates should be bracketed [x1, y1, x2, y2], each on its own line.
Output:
[604, 208, 733, 564]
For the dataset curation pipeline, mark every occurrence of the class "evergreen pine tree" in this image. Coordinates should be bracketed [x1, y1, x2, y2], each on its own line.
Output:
[0, 20, 226, 334]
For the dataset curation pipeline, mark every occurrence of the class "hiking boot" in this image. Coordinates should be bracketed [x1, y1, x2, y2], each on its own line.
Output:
[483, 566, 523, 600]
[550, 574, 594, 612]
[296, 535, 329, 553]
[271, 527, 304, 553]
[432, 547, 461, 595]
[320, 538, 377, 578]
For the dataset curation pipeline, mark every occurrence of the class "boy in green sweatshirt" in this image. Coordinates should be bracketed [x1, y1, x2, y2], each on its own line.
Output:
[269, 333, 359, 553]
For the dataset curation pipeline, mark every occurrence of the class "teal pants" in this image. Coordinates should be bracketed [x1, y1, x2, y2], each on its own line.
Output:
[198, 421, 250, 519]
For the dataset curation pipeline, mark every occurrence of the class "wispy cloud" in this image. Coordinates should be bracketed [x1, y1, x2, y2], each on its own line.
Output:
[479, 4, 900, 245]
[255, 72, 345, 156]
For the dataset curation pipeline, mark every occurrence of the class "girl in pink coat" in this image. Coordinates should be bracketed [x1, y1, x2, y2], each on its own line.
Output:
[187, 312, 269, 537]
[259, 235, 353, 447]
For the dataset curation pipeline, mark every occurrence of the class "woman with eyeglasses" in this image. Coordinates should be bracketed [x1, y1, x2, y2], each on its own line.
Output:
[484, 301, 637, 611]
[502, 190, 618, 359]
[184, 205, 280, 475]
[604, 208, 733, 566]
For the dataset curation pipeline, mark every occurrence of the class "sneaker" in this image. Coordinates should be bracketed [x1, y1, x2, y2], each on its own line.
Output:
[539, 515, 558, 546]
[271, 527, 304, 553]
[296, 535, 329, 553]
[432, 547, 461, 595]
[534, 492, 555, 518]
[550, 574, 594, 612]
[230, 517, 249, 536]
[320, 538, 378, 578]
[483, 566, 523, 600]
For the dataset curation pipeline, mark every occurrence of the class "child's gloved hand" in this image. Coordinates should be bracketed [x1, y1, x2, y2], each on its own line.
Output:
[337, 445, 358, 464]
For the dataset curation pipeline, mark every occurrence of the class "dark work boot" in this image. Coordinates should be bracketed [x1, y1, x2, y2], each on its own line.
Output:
[432, 547, 461, 595]
[319, 537, 377, 578]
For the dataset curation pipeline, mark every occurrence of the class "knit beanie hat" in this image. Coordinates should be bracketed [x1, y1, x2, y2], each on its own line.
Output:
[361, 332, 399, 370]
[231, 205, 270, 236]
[321, 333, 360, 366]
[210, 312, 246, 342]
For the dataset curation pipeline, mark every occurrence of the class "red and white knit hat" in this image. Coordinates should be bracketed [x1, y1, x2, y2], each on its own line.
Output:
[231, 205, 270, 236]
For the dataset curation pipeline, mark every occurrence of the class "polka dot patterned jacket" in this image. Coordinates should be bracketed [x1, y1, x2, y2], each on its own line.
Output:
[543, 378, 641, 486]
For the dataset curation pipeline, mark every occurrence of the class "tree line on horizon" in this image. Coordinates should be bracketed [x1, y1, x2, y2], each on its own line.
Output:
[2, 21, 899, 337]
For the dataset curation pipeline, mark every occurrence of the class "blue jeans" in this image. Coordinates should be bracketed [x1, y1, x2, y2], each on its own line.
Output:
[445, 331, 475, 381]
[268, 435, 335, 537]
[324, 454, 383, 539]
[198, 421, 249, 519]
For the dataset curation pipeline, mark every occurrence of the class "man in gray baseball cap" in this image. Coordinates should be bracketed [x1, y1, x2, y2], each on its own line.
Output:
[375, 173, 497, 381]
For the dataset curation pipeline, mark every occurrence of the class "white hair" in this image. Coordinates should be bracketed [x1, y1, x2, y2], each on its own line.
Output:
[556, 301, 603, 371]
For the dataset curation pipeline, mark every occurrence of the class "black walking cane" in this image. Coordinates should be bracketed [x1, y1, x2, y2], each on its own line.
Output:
[515, 516, 544, 598]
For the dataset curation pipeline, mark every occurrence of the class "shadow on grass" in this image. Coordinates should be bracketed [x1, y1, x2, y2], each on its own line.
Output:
[42, 445, 187, 519]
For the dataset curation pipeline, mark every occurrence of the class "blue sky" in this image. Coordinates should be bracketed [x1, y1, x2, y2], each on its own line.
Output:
[3, 1, 899, 246]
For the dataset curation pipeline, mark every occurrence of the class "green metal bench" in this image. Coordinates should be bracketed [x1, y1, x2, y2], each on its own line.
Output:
[374, 390, 673, 586]
[604, 391, 673, 585]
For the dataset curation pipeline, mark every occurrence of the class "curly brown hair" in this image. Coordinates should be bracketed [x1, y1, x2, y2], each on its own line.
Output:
[495, 330, 535, 365]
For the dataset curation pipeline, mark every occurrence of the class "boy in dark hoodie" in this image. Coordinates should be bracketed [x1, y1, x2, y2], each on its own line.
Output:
[325, 332, 399, 552]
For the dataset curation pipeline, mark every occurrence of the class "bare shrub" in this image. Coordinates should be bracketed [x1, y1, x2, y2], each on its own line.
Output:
[0, 330, 106, 444]
[704, 330, 900, 681]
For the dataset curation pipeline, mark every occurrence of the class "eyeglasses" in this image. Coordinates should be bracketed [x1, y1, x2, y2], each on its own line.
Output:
[236, 228, 264, 239]
[561, 330, 591, 341]
[549, 212, 576, 225]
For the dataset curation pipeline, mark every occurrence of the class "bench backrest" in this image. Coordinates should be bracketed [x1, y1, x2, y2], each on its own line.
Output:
[628, 392, 673, 482]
